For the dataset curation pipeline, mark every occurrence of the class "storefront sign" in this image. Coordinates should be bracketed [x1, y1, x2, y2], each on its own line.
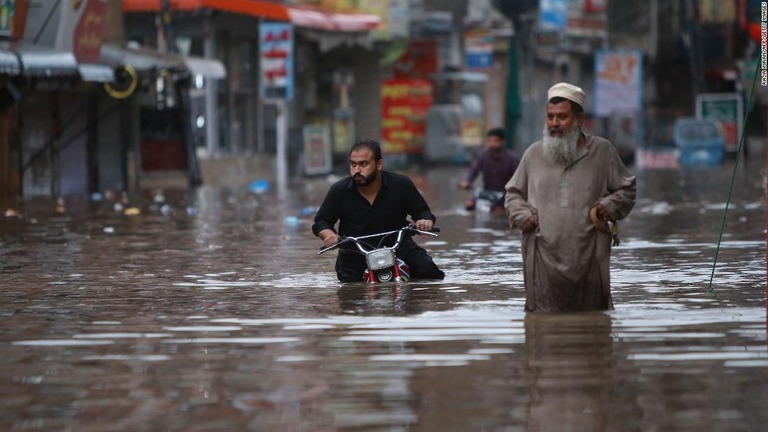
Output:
[460, 118, 484, 147]
[381, 78, 432, 154]
[393, 40, 438, 80]
[71, 0, 107, 62]
[594, 50, 643, 116]
[358, 0, 408, 39]
[18, 0, 106, 62]
[539, 0, 568, 30]
[303, 124, 332, 175]
[464, 30, 494, 69]
[696, 93, 744, 152]
[259, 22, 294, 100]
[0, 0, 15, 37]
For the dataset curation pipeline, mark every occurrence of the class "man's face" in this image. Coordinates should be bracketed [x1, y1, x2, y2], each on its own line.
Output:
[545, 100, 583, 137]
[487, 135, 504, 153]
[349, 148, 381, 186]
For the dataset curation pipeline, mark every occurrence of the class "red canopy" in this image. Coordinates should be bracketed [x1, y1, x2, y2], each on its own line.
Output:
[123, 0, 379, 32]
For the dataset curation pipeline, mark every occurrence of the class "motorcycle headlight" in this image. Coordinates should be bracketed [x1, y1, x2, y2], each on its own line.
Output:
[366, 249, 395, 270]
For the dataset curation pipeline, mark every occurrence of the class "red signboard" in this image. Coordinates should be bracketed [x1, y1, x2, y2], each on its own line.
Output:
[392, 40, 438, 80]
[381, 78, 432, 154]
[585, 0, 607, 12]
[73, 0, 107, 63]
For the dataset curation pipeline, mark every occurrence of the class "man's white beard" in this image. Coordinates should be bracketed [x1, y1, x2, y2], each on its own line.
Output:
[542, 126, 580, 166]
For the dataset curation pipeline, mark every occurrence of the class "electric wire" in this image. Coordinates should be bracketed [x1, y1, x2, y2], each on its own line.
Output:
[707, 57, 761, 292]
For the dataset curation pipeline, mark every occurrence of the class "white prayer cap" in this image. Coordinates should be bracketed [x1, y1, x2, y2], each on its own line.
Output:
[547, 82, 586, 108]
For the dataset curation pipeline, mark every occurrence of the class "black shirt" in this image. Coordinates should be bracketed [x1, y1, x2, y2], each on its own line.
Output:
[312, 170, 437, 245]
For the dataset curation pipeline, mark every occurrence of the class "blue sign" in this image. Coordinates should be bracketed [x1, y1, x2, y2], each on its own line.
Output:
[539, 0, 568, 31]
[465, 52, 493, 69]
[464, 31, 494, 69]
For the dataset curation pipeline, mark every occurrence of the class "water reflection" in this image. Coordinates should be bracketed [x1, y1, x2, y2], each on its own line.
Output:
[0, 162, 766, 430]
[337, 283, 454, 315]
[522, 313, 620, 432]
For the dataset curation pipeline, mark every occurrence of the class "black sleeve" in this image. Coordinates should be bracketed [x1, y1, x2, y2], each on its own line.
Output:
[404, 177, 436, 223]
[312, 182, 342, 236]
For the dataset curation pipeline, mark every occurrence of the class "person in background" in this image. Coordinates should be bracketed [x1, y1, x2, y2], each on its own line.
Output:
[505, 82, 636, 312]
[312, 139, 445, 282]
[459, 127, 520, 213]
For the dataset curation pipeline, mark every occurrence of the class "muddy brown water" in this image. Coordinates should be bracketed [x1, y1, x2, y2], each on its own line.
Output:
[1, 160, 766, 431]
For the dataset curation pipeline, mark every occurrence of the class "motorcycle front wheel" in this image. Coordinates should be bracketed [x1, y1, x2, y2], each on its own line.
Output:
[376, 269, 393, 282]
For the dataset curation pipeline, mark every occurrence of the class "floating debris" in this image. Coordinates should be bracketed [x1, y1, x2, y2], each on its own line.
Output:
[249, 179, 269, 194]
[54, 197, 66, 214]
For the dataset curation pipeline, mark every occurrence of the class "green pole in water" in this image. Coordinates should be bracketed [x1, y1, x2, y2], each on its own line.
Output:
[706, 54, 760, 319]
[505, 33, 522, 149]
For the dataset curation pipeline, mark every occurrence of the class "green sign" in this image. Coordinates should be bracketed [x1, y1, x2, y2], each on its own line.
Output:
[0, 0, 14, 37]
[696, 93, 743, 152]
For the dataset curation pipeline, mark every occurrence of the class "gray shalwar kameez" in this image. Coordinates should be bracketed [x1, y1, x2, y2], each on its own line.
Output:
[505, 134, 636, 312]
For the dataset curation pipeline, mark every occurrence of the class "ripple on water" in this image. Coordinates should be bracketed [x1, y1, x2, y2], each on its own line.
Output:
[13, 340, 114, 346]
[160, 337, 301, 344]
[80, 354, 171, 361]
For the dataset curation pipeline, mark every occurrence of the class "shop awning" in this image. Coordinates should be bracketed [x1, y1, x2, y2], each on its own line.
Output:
[101, 43, 226, 80]
[124, 0, 290, 20]
[100, 43, 186, 73]
[0, 47, 22, 76]
[77, 64, 116, 83]
[123, 0, 380, 32]
[0, 41, 115, 82]
[184, 56, 226, 79]
[288, 9, 379, 32]
[300, 29, 374, 53]
[5, 42, 80, 79]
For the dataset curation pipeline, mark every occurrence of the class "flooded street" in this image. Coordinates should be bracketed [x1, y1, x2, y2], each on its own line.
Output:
[1, 159, 766, 431]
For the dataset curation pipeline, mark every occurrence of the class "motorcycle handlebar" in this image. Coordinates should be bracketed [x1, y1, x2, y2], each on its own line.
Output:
[318, 225, 440, 255]
[318, 236, 349, 254]
[407, 224, 440, 235]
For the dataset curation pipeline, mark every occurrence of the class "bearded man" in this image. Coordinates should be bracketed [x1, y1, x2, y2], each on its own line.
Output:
[313, 139, 445, 282]
[504, 82, 636, 312]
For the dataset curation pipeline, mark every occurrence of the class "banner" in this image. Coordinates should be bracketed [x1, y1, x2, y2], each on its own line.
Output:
[381, 78, 432, 154]
[303, 124, 332, 175]
[18, 0, 106, 62]
[594, 50, 643, 116]
[393, 40, 438, 80]
[696, 93, 744, 152]
[259, 22, 294, 100]
[539, 0, 568, 30]
[464, 29, 494, 69]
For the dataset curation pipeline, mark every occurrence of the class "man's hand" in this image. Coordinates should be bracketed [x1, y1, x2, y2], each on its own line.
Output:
[319, 229, 340, 247]
[414, 219, 434, 232]
[519, 215, 538, 233]
[593, 203, 613, 222]
[458, 180, 470, 190]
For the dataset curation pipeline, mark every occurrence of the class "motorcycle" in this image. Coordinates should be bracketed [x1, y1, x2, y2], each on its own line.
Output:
[464, 187, 505, 214]
[318, 225, 440, 283]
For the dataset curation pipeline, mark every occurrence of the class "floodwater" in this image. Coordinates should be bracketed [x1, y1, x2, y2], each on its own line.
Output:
[1, 157, 766, 431]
